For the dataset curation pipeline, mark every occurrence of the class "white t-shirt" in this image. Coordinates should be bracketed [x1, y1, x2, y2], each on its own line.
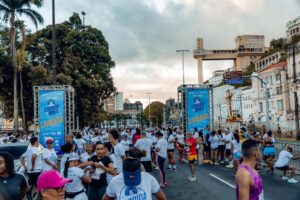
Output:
[113, 143, 125, 173]
[91, 136, 103, 144]
[22, 147, 42, 173]
[224, 133, 233, 150]
[156, 138, 168, 159]
[135, 138, 153, 162]
[120, 140, 130, 152]
[218, 133, 226, 146]
[209, 135, 219, 149]
[42, 148, 57, 172]
[106, 172, 160, 200]
[167, 135, 175, 150]
[81, 152, 94, 162]
[232, 140, 241, 154]
[66, 167, 85, 193]
[176, 134, 185, 145]
[275, 150, 293, 167]
[74, 138, 86, 153]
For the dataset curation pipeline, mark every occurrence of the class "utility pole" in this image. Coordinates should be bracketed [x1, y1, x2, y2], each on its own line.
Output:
[146, 93, 152, 127]
[176, 50, 189, 85]
[292, 45, 300, 140]
[239, 94, 243, 123]
[52, 0, 56, 84]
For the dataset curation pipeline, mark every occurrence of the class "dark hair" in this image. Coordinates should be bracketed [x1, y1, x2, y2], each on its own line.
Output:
[61, 143, 73, 153]
[242, 139, 258, 158]
[156, 131, 163, 137]
[211, 130, 216, 136]
[0, 152, 15, 177]
[104, 142, 113, 152]
[135, 128, 141, 135]
[63, 157, 70, 178]
[110, 129, 119, 140]
[198, 130, 203, 139]
[128, 147, 146, 159]
[94, 141, 104, 149]
[267, 130, 272, 137]
[167, 128, 172, 136]
[194, 127, 198, 132]
[76, 133, 82, 139]
[234, 133, 240, 143]
[30, 137, 38, 145]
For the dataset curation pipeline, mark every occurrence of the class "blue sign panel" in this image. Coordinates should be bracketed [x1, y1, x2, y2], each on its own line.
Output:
[186, 89, 210, 132]
[225, 79, 244, 84]
[39, 90, 65, 153]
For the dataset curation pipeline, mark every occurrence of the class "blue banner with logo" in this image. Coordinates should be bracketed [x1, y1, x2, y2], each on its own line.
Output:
[39, 90, 65, 153]
[186, 89, 210, 132]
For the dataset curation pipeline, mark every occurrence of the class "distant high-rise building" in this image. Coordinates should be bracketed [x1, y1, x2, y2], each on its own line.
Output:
[124, 101, 143, 111]
[115, 92, 123, 111]
[166, 98, 176, 108]
[103, 96, 115, 113]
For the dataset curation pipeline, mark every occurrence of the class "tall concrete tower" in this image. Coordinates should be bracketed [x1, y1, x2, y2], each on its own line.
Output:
[196, 38, 204, 84]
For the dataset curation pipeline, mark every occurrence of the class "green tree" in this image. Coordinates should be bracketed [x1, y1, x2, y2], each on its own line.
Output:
[26, 13, 115, 127]
[144, 101, 164, 127]
[0, 0, 44, 131]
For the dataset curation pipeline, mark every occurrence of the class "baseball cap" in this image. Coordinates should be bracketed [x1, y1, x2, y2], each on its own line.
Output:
[68, 152, 80, 161]
[45, 137, 54, 145]
[123, 159, 141, 186]
[37, 170, 72, 191]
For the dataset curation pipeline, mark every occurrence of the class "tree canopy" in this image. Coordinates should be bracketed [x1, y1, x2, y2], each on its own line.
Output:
[144, 101, 164, 126]
[0, 13, 116, 127]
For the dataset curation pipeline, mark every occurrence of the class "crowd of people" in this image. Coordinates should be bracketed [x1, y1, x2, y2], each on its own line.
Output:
[0, 125, 299, 200]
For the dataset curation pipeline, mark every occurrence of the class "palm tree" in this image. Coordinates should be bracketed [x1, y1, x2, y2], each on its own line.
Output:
[0, 0, 44, 131]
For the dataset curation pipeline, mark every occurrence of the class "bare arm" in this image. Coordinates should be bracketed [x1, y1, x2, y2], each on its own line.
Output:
[102, 194, 113, 200]
[155, 190, 167, 200]
[235, 169, 252, 200]
[31, 154, 36, 171]
[20, 188, 27, 200]
[20, 156, 26, 171]
[81, 175, 92, 184]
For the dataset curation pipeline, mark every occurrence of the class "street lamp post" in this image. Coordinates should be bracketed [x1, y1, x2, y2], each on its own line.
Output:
[146, 92, 152, 127]
[251, 72, 270, 130]
[176, 50, 189, 85]
[81, 11, 86, 28]
[52, 0, 56, 84]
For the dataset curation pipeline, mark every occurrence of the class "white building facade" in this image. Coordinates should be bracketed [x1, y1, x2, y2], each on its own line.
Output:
[115, 92, 124, 111]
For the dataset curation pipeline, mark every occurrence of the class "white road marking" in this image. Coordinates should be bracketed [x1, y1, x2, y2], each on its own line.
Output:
[209, 173, 236, 189]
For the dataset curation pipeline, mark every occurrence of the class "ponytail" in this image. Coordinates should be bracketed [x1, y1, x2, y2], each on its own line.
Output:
[64, 158, 70, 178]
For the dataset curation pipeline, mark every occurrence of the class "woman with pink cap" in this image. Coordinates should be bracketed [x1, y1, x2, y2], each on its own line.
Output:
[37, 169, 72, 200]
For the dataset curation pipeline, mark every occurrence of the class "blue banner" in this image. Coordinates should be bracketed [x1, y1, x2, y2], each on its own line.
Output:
[186, 89, 210, 132]
[39, 90, 65, 153]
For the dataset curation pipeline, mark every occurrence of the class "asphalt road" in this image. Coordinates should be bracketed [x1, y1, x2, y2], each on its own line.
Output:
[151, 156, 300, 200]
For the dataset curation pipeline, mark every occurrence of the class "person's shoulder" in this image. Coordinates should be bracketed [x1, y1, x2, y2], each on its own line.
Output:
[236, 166, 252, 183]
[14, 172, 27, 181]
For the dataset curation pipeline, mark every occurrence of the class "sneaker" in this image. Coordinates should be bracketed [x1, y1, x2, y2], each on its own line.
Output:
[282, 176, 289, 181]
[155, 166, 159, 170]
[172, 168, 177, 171]
[288, 178, 298, 184]
[160, 183, 166, 188]
[189, 176, 197, 182]
[214, 162, 220, 165]
[187, 175, 193, 181]
[167, 167, 172, 170]
[226, 164, 234, 168]
[164, 182, 167, 186]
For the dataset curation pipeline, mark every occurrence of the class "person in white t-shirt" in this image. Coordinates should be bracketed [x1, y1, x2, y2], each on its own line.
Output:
[175, 129, 185, 163]
[20, 136, 43, 188]
[155, 131, 168, 188]
[135, 132, 153, 172]
[74, 133, 86, 154]
[120, 134, 130, 156]
[81, 143, 95, 163]
[102, 158, 166, 200]
[275, 145, 300, 183]
[42, 138, 57, 172]
[109, 130, 125, 174]
[224, 129, 234, 168]
[166, 128, 176, 170]
[63, 153, 91, 200]
[209, 131, 219, 165]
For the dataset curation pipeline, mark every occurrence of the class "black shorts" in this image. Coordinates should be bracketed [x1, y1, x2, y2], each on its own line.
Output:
[141, 161, 153, 172]
[225, 149, 231, 157]
[189, 159, 196, 164]
[203, 145, 211, 152]
[167, 149, 175, 153]
[276, 165, 289, 171]
[27, 172, 41, 186]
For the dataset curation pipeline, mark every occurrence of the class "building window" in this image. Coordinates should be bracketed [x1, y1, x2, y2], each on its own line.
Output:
[276, 74, 281, 81]
[259, 102, 263, 112]
[276, 86, 282, 94]
[277, 100, 283, 111]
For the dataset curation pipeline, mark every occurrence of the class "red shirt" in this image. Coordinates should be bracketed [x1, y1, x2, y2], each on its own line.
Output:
[132, 133, 141, 145]
[185, 137, 197, 156]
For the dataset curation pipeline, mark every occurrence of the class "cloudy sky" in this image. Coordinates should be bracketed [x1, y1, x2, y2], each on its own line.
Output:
[25, 0, 300, 106]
